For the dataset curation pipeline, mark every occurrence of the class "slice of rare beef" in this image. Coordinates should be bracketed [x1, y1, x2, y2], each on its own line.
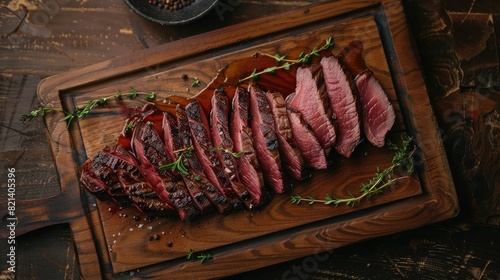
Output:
[79, 144, 175, 215]
[105, 144, 175, 216]
[354, 70, 395, 147]
[176, 104, 236, 214]
[339, 40, 395, 147]
[286, 93, 328, 170]
[265, 91, 311, 181]
[320, 56, 361, 157]
[80, 149, 128, 203]
[248, 85, 289, 194]
[288, 64, 336, 155]
[185, 100, 244, 211]
[162, 112, 213, 215]
[231, 87, 271, 207]
[210, 89, 254, 209]
[132, 120, 200, 222]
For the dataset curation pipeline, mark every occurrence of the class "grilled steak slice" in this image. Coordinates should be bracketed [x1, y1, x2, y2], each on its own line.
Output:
[265, 91, 311, 181]
[105, 144, 175, 215]
[339, 40, 395, 147]
[286, 93, 328, 170]
[80, 150, 127, 203]
[79, 144, 175, 215]
[355, 70, 395, 147]
[320, 56, 361, 157]
[231, 87, 271, 207]
[176, 105, 236, 214]
[210, 89, 254, 209]
[249, 85, 289, 194]
[185, 100, 243, 211]
[162, 112, 213, 215]
[289, 64, 336, 155]
[132, 120, 200, 222]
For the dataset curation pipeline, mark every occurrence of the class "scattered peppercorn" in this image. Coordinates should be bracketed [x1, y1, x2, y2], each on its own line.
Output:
[167, 241, 173, 247]
[181, 74, 188, 80]
[148, 0, 196, 11]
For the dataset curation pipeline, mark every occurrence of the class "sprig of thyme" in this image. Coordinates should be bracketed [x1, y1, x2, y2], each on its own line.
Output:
[291, 135, 416, 207]
[186, 250, 213, 264]
[239, 37, 334, 82]
[213, 145, 244, 158]
[158, 146, 194, 175]
[21, 87, 156, 127]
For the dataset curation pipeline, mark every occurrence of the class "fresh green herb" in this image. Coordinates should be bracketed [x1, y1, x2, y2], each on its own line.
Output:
[146, 92, 156, 101]
[186, 250, 213, 264]
[239, 37, 334, 82]
[20, 107, 56, 122]
[191, 77, 200, 87]
[291, 135, 416, 207]
[125, 121, 135, 131]
[186, 250, 195, 260]
[197, 253, 213, 264]
[213, 145, 244, 158]
[22, 87, 156, 127]
[158, 146, 194, 175]
[114, 90, 123, 100]
[193, 175, 201, 181]
[127, 87, 139, 99]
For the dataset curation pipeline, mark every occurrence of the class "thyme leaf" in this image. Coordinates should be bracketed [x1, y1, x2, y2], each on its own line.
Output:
[158, 146, 194, 175]
[213, 146, 244, 158]
[291, 135, 416, 207]
[191, 77, 200, 87]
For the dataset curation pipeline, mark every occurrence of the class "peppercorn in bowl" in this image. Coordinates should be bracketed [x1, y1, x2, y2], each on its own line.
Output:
[124, 0, 218, 25]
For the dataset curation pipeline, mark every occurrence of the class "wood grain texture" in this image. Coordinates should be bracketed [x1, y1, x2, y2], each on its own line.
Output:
[31, 0, 458, 278]
[233, 221, 500, 280]
[402, 0, 463, 98]
[6, 0, 499, 279]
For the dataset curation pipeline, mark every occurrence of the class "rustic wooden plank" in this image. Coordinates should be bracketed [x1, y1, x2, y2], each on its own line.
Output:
[0, 1, 143, 76]
[15, 224, 80, 280]
[402, 0, 463, 98]
[0, 75, 86, 238]
[0, 75, 60, 200]
[233, 221, 500, 279]
[435, 89, 500, 225]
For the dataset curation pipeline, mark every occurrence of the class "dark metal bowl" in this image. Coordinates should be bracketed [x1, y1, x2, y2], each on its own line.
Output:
[124, 0, 218, 25]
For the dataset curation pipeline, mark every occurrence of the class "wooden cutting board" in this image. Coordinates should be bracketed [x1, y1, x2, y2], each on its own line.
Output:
[16, 0, 459, 278]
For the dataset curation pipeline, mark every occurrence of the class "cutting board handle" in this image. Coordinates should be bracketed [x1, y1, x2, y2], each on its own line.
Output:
[1, 189, 84, 238]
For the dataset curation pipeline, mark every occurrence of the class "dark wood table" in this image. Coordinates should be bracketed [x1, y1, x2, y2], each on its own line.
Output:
[1, 0, 499, 279]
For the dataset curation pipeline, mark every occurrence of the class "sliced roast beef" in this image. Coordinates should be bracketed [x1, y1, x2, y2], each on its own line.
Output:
[106, 144, 175, 216]
[339, 40, 395, 147]
[185, 100, 244, 211]
[79, 150, 128, 203]
[249, 85, 289, 194]
[176, 104, 236, 214]
[286, 93, 328, 170]
[265, 91, 311, 181]
[231, 87, 271, 207]
[210, 89, 254, 209]
[162, 112, 213, 215]
[131, 120, 200, 222]
[79, 144, 175, 215]
[320, 56, 361, 157]
[288, 64, 336, 155]
[355, 70, 395, 147]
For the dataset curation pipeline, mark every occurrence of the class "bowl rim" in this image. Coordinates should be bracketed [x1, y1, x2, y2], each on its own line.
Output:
[123, 0, 219, 25]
